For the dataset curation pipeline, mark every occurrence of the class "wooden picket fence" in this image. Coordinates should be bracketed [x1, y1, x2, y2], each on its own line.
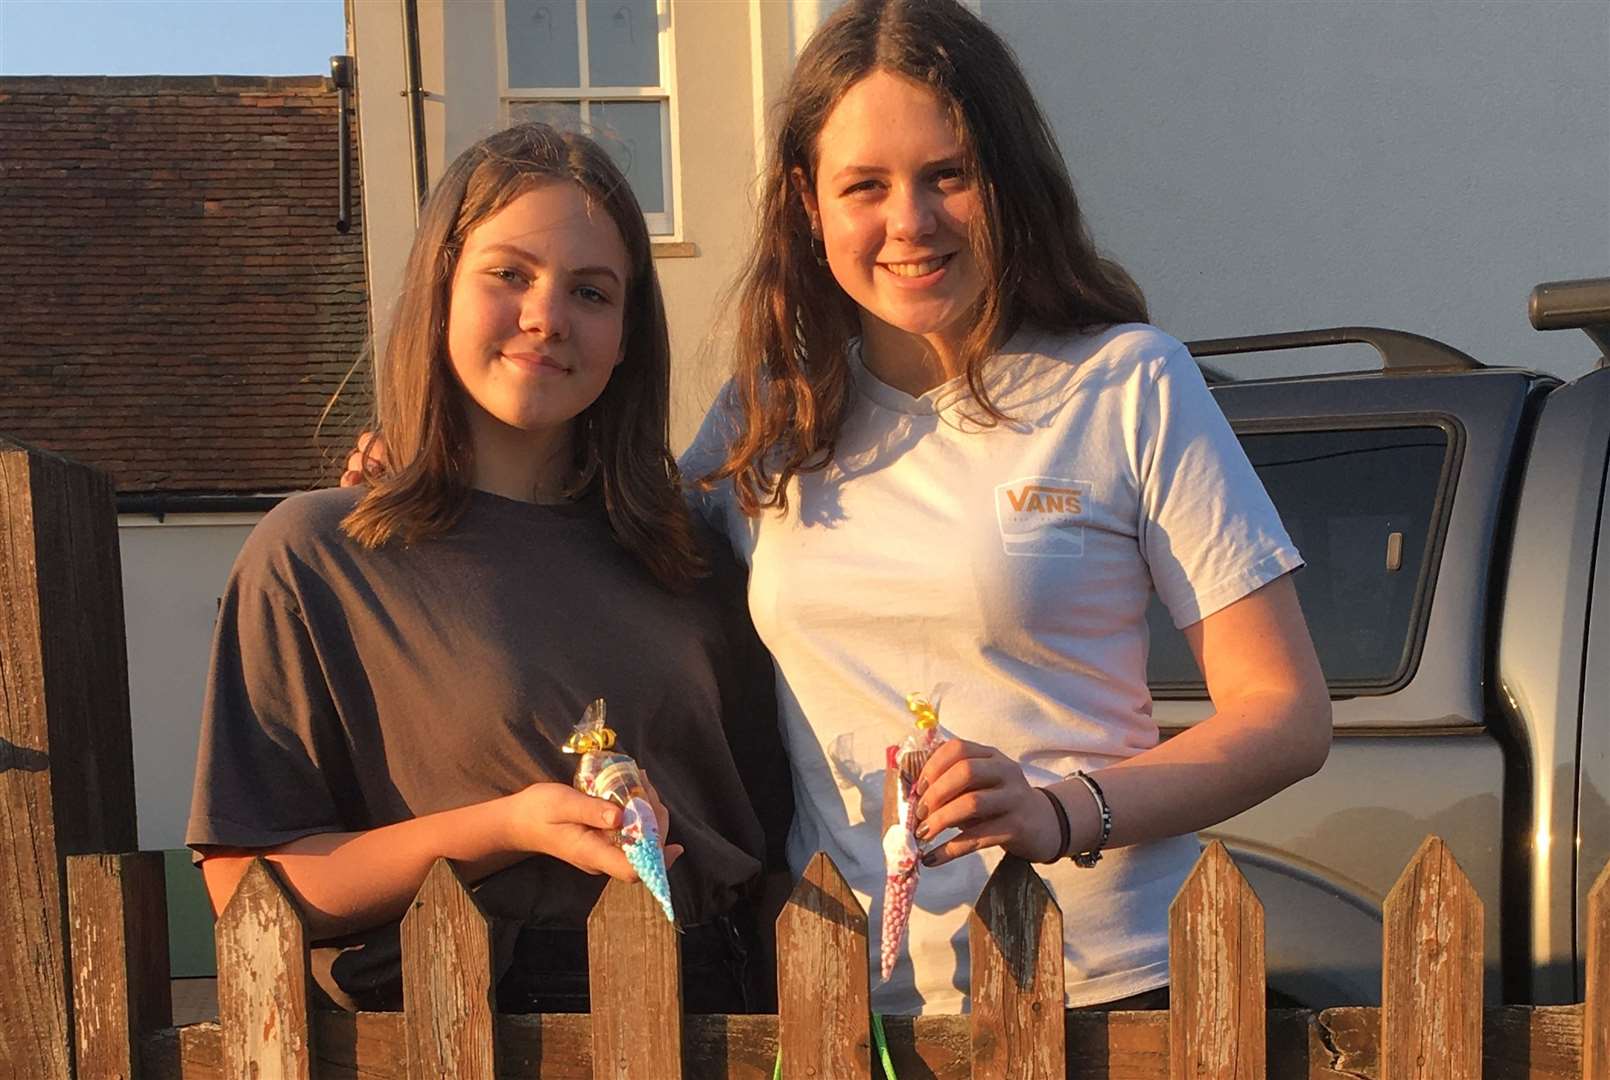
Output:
[3, 450, 1609, 1080]
[56, 841, 1610, 1079]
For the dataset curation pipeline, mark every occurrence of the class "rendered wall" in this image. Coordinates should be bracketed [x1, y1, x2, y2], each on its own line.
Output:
[980, 0, 1609, 379]
[353, 1, 1607, 426]
[656, 2, 760, 450]
[118, 517, 260, 851]
[353, 1, 769, 450]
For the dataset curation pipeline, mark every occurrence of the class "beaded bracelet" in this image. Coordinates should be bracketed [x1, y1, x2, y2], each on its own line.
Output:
[1066, 770, 1112, 868]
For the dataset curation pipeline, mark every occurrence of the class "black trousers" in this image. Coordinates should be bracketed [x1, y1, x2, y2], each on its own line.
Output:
[497, 903, 762, 1015]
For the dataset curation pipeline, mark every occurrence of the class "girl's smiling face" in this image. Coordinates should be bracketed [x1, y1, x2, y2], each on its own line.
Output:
[446, 181, 629, 471]
[803, 69, 985, 375]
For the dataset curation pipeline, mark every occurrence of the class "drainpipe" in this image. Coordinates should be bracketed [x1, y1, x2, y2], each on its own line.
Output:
[330, 54, 355, 234]
[401, 0, 429, 221]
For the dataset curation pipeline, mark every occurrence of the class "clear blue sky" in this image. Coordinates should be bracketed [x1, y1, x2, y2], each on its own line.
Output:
[0, 0, 345, 76]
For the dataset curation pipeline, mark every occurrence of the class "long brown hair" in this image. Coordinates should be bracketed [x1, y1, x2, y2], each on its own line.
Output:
[712, 0, 1148, 515]
[342, 122, 703, 589]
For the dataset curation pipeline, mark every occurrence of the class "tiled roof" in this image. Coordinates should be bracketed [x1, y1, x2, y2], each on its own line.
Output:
[0, 75, 372, 495]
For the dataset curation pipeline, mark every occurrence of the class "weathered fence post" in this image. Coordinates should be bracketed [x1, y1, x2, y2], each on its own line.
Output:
[588, 876, 683, 1079]
[1585, 861, 1609, 1079]
[0, 446, 139, 1079]
[215, 858, 314, 1080]
[1381, 835, 1483, 1080]
[969, 855, 1065, 1079]
[777, 851, 871, 1077]
[66, 851, 171, 1078]
[1169, 840, 1264, 1080]
[401, 858, 497, 1080]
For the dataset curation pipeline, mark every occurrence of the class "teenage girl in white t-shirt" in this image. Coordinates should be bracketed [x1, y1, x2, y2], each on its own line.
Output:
[343, 0, 1331, 1014]
[685, 0, 1332, 1012]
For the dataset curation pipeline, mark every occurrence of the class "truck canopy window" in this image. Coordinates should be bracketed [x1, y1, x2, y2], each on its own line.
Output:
[1148, 424, 1452, 696]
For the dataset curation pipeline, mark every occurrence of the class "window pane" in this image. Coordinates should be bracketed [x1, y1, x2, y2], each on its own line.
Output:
[509, 99, 583, 131]
[587, 0, 659, 87]
[1147, 425, 1451, 692]
[591, 100, 665, 214]
[506, 0, 580, 88]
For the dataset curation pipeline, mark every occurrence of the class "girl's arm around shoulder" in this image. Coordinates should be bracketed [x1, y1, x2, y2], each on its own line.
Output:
[677, 379, 745, 537]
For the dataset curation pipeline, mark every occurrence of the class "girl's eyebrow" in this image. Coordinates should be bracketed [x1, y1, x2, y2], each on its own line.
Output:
[829, 157, 965, 183]
[478, 242, 621, 285]
[831, 164, 888, 181]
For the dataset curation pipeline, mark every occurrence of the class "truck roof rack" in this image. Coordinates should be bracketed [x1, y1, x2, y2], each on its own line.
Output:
[1184, 327, 1482, 375]
[1528, 277, 1610, 365]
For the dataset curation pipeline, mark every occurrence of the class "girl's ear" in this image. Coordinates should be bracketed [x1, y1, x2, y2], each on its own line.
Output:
[790, 166, 821, 235]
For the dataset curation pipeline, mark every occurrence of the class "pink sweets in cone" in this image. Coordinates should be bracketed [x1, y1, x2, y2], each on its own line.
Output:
[878, 692, 945, 983]
[879, 818, 921, 981]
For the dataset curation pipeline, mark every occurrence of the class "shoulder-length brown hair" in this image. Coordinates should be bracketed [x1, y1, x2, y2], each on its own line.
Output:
[711, 0, 1148, 515]
[342, 122, 703, 589]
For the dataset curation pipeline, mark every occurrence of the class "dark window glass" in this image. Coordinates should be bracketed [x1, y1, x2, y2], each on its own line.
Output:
[1147, 425, 1452, 694]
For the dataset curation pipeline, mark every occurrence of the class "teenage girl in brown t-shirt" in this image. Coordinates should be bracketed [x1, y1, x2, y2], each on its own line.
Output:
[187, 123, 790, 1012]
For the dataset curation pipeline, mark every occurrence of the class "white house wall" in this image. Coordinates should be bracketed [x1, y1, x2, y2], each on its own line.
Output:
[352, 0, 1607, 434]
[979, 0, 1609, 380]
[348, 0, 417, 367]
[118, 515, 260, 850]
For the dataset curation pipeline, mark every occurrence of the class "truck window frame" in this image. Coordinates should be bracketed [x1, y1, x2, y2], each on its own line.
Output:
[1148, 412, 1465, 699]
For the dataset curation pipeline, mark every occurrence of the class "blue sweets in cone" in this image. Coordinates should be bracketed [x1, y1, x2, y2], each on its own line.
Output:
[563, 699, 678, 924]
[621, 798, 676, 923]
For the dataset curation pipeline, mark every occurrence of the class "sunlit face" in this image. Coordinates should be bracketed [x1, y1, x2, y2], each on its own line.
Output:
[446, 181, 629, 455]
[803, 69, 985, 364]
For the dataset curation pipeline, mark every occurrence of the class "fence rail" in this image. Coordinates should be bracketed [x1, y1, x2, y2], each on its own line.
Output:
[3, 448, 1606, 1080]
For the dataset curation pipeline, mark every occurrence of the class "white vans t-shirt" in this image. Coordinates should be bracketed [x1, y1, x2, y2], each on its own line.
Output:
[683, 324, 1302, 1012]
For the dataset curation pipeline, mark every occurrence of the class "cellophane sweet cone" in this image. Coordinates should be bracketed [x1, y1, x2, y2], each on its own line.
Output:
[877, 691, 946, 983]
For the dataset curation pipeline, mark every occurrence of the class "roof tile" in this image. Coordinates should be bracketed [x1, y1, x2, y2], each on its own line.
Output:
[0, 75, 372, 495]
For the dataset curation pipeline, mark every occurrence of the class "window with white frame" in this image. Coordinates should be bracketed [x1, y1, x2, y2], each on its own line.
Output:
[501, 0, 679, 236]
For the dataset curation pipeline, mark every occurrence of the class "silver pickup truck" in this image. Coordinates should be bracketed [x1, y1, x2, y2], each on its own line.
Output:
[1148, 277, 1610, 1007]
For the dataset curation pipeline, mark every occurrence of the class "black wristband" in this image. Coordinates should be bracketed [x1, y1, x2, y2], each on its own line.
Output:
[1038, 786, 1072, 863]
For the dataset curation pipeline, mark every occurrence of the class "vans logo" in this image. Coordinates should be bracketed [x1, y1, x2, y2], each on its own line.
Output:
[1003, 484, 1083, 515]
[995, 476, 1090, 557]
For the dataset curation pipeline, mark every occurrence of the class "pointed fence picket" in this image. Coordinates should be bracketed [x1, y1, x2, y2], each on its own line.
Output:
[588, 874, 683, 1080]
[400, 858, 497, 1080]
[1169, 840, 1264, 1080]
[66, 851, 171, 1077]
[1381, 836, 1484, 1080]
[214, 859, 314, 1080]
[969, 855, 1066, 1079]
[776, 850, 871, 1076]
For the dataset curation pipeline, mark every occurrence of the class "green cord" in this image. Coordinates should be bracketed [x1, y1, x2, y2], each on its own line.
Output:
[872, 1012, 897, 1079]
[771, 1013, 898, 1080]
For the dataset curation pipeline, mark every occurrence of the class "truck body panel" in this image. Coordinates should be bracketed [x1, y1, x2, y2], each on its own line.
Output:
[1150, 355, 1608, 1005]
[1205, 733, 1505, 1004]
[1496, 366, 1610, 1001]
[1579, 438, 1610, 998]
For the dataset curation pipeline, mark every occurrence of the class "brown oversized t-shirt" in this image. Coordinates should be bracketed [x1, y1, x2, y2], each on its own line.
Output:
[187, 485, 788, 1009]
